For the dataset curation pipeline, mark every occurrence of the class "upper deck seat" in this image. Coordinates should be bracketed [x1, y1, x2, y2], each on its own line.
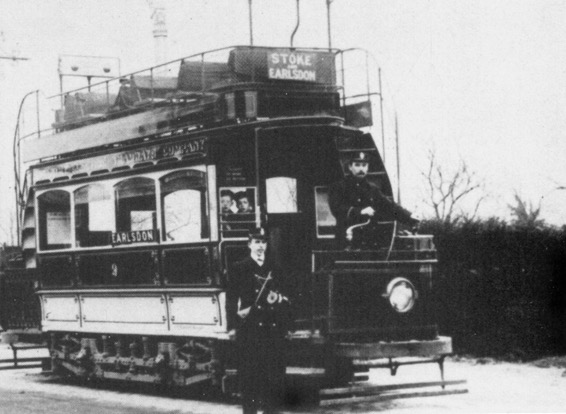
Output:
[111, 76, 178, 111]
[132, 76, 178, 101]
[55, 91, 116, 128]
[177, 60, 240, 92]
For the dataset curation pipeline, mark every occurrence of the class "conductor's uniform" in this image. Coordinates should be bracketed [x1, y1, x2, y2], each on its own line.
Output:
[227, 229, 291, 414]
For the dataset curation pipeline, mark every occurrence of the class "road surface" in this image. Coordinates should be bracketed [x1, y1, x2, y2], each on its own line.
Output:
[0, 343, 565, 413]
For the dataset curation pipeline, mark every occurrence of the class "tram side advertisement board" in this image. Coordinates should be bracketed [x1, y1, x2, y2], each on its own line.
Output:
[32, 137, 208, 183]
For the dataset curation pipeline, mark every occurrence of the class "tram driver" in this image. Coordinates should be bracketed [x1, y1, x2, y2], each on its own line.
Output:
[329, 151, 419, 249]
[226, 227, 292, 414]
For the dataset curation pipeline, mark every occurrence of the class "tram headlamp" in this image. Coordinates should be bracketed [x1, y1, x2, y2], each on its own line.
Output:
[383, 277, 418, 313]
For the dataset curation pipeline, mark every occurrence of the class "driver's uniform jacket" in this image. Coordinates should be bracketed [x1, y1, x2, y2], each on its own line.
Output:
[329, 175, 416, 242]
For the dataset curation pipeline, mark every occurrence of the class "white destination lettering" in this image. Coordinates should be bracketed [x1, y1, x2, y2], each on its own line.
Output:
[268, 67, 316, 82]
[270, 52, 312, 67]
[112, 230, 156, 245]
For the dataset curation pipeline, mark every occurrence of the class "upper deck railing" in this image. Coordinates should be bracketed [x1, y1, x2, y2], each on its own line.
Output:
[15, 46, 382, 149]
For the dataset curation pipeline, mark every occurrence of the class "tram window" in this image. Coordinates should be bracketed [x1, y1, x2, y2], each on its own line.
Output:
[115, 177, 157, 235]
[162, 247, 211, 285]
[38, 190, 72, 250]
[266, 177, 298, 213]
[74, 184, 114, 247]
[160, 169, 209, 242]
[315, 187, 336, 238]
[220, 187, 257, 238]
[39, 255, 75, 287]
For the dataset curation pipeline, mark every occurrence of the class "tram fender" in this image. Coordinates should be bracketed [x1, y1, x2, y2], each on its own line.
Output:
[334, 336, 452, 359]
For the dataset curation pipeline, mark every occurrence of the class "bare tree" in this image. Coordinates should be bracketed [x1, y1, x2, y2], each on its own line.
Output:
[0, 210, 17, 246]
[421, 149, 485, 224]
[508, 191, 544, 228]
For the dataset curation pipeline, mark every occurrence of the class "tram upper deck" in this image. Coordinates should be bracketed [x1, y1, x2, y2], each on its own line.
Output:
[18, 46, 377, 166]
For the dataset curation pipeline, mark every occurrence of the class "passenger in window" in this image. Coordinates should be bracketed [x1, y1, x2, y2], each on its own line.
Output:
[235, 191, 254, 214]
[220, 189, 236, 214]
[329, 151, 419, 249]
[226, 227, 293, 414]
[220, 189, 236, 233]
[227, 190, 255, 236]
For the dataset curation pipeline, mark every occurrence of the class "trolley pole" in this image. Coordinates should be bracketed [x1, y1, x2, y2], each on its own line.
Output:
[290, 0, 301, 48]
[248, 0, 254, 46]
[326, 0, 334, 49]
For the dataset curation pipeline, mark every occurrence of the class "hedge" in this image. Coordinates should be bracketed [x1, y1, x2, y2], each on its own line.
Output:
[421, 220, 566, 359]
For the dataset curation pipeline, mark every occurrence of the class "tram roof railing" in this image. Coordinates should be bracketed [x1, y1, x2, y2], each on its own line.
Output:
[16, 46, 381, 145]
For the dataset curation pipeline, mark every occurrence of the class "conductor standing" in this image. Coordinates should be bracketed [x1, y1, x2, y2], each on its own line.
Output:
[227, 227, 292, 414]
[329, 151, 419, 248]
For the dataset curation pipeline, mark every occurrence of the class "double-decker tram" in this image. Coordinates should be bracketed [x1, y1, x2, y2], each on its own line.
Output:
[9, 45, 461, 402]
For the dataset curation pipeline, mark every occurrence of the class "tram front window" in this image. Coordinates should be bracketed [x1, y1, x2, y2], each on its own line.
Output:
[75, 184, 114, 247]
[315, 186, 336, 237]
[115, 177, 157, 234]
[160, 169, 209, 242]
[38, 190, 72, 251]
[266, 177, 298, 213]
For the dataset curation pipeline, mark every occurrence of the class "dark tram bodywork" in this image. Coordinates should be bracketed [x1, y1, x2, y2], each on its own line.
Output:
[8, 46, 451, 391]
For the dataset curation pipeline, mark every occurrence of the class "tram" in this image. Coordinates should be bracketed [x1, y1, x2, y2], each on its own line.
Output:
[8, 45, 454, 399]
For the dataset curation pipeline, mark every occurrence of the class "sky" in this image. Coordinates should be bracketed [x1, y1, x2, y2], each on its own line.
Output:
[1, 0, 566, 243]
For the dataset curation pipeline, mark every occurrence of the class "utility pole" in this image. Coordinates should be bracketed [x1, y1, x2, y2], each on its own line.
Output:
[395, 113, 401, 203]
[1, 31, 30, 247]
[147, 0, 168, 65]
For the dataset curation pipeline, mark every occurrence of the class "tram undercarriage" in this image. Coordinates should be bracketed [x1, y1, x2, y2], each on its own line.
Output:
[44, 330, 464, 405]
[49, 333, 226, 389]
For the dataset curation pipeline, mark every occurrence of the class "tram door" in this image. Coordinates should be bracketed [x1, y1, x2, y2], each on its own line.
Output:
[257, 127, 342, 275]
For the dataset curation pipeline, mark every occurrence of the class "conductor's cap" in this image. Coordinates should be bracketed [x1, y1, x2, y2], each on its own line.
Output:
[350, 151, 370, 163]
[249, 227, 268, 241]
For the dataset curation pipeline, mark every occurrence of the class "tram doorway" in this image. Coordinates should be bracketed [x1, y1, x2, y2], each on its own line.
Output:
[256, 127, 342, 275]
